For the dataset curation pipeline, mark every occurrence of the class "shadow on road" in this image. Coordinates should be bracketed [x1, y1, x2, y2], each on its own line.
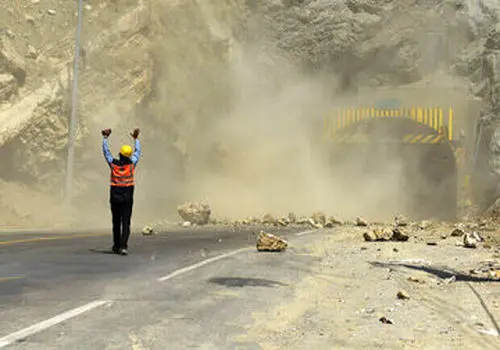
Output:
[369, 261, 500, 283]
[208, 277, 288, 288]
[88, 249, 116, 255]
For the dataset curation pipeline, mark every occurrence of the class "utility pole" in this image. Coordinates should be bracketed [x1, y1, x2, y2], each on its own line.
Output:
[65, 0, 84, 205]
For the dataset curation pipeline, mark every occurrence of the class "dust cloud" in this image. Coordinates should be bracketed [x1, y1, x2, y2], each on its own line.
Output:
[145, 40, 414, 222]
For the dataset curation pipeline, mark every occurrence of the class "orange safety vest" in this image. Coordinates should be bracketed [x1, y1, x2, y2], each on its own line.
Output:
[110, 163, 135, 187]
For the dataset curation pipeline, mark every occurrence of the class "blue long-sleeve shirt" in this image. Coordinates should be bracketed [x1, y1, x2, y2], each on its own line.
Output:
[102, 138, 141, 166]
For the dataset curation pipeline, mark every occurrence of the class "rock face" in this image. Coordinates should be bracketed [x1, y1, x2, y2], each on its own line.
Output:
[0, 73, 17, 102]
[177, 201, 211, 225]
[256, 231, 288, 252]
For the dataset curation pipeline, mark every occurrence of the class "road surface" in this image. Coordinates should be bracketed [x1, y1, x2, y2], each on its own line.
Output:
[0, 226, 319, 349]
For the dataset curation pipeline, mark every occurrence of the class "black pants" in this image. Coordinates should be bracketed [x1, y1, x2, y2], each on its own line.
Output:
[110, 201, 133, 250]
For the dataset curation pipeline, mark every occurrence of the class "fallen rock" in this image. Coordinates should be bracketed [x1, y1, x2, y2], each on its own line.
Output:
[27, 44, 38, 59]
[177, 201, 211, 225]
[327, 216, 343, 226]
[256, 231, 288, 252]
[418, 220, 432, 230]
[181, 221, 191, 228]
[363, 227, 392, 242]
[142, 225, 154, 235]
[356, 217, 369, 227]
[464, 233, 478, 248]
[287, 212, 297, 224]
[394, 215, 409, 227]
[451, 227, 465, 237]
[311, 212, 326, 226]
[0, 73, 17, 101]
[392, 227, 409, 242]
[277, 218, 288, 227]
[379, 316, 393, 324]
[408, 276, 425, 284]
[397, 290, 410, 300]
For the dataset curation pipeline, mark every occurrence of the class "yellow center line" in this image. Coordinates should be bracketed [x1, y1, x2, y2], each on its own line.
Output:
[0, 233, 107, 246]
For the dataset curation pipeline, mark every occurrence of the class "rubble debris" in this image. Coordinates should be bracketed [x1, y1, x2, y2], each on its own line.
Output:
[325, 216, 343, 228]
[287, 212, 297, 224]
[311, 212, 326, 226]
[397, 290, 410, 300]
[47, 9, 56, 15]
[363, 227, 409, 242]
[181, 221, 191, 228]
[256, 231, 288, 252]
[142, 225, 154, 235]
[394, 215, 408, 227]
[392, 227, 409, 242]
[379, 316, 393, 325]
[418, 220, 432, 230]
[356, 217, 368, 227]
[262, 213, 277, 225]
[25, 15, 36, 25]
[177, 201, 211, 225]
[277, 217, 288, 226]
[451, 227, 465, 237]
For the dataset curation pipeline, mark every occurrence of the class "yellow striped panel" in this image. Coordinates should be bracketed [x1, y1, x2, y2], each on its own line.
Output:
[403, 134, 415, 142]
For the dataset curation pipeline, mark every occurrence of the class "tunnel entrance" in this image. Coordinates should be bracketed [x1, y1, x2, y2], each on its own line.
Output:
[327, 117, 457, 221]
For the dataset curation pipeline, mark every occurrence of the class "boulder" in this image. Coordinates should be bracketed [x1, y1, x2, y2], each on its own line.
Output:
[262, 213, 277, 225]
[256, 231, 288, 252]
[142, 225, 154, 235]
[177, 201, 211, 225]
[356, 217, 369, 227]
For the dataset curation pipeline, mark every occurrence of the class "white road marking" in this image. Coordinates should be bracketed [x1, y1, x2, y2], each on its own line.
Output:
[295, 229, 319, 236]
[158, 228, 321, 282]
[0, 300, 112, 348]
[158, 247, 251, 282]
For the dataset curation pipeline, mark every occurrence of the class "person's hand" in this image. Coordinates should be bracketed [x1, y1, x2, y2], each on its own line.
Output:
[130, 128, 140, 139]
[101, 128, 112, 138]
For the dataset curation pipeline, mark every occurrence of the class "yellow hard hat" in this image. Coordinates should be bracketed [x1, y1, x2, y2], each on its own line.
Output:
[120, 145, 132, 158]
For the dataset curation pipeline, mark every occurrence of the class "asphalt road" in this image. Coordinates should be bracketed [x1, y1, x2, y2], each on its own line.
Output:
[0, 226, 318, 349]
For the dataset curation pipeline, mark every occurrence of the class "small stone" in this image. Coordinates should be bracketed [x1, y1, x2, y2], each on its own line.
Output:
[408, 276, 425, 284]
[5, 29, 15, 39]
[356, 217, 368, 227]
[397, 290, 410, 300]
[419, 220, 432, 230]
[25, 15, 36, 24]
[441, 234, 448, 239]
[27, 44, 38, 59]
[277, 218, 288, 227]
[379, 316, 393, 324]
[181, 221, 191, 228]
[327, 216, 343, 226]
[451, 227, 465, 237]
[31, 0, 40, 3]
[47, 9, 56, 15]
[142, 225, 154, 235]
[84, 4, 92, 11]
[427, 241, 438, 246]
[393, 247, 399, 252]
[363, 231, 377, 242]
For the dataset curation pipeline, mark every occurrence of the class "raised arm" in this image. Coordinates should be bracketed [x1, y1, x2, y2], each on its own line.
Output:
[131, 139, 141, 166]
[102, 138, 114, 165]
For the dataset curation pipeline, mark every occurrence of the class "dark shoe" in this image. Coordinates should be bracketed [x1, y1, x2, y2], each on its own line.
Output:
[112, 247, 120, 254]
[119, 248, 128, 256]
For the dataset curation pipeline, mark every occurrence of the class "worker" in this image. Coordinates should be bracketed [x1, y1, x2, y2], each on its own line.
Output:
[101, 128, 141, 255]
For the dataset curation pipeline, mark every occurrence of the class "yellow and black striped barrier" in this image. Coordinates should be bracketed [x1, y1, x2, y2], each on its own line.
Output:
[402, 133, 445, 144]
[324, 106, 454, 141]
